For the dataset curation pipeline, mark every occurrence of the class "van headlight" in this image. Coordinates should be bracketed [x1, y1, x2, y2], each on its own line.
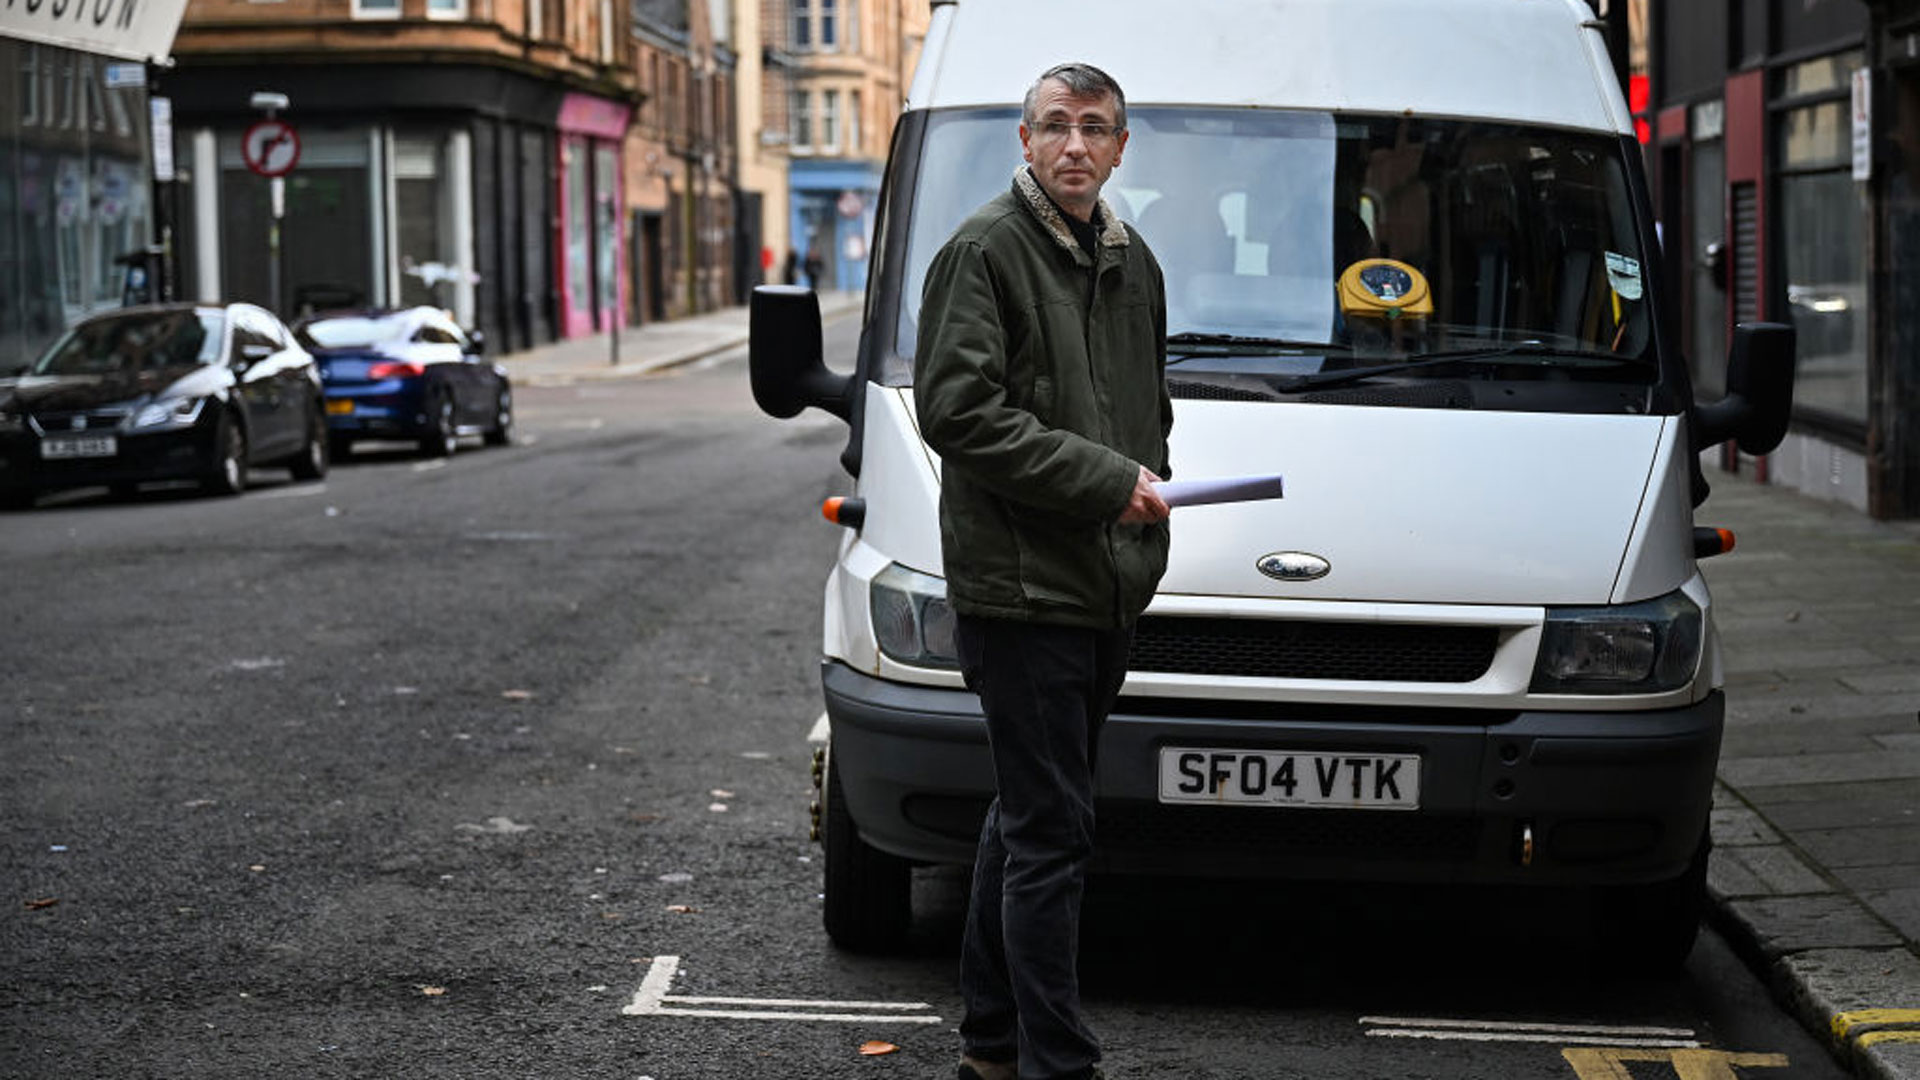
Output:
[1530, 590, 1703, 694]
[130, 396, 206, 431]
[870, 563, 959, 670]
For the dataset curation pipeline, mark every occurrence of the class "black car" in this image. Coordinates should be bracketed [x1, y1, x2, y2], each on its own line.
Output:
[0, 303, 329, 508]
[293, 307, 512, 459]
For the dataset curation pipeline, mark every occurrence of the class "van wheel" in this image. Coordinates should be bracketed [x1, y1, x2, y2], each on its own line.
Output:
[1589, 832, 1708, 975]
[822, 742, 911, 952]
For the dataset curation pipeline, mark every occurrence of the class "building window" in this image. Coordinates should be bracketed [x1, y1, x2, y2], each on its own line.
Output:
[791, 90, 812, 151]
[352, 0, 400, 18]
[1776, 49, 1868, 424]
[647, 54, 661, 128]
[822, 89, 840, 152]
[849, 89, 861, 156]
[426, 0, 465, 17]
[794, 0, 838, 51]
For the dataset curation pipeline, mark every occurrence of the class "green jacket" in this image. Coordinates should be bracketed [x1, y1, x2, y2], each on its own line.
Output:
[914, 168, 1172, 629]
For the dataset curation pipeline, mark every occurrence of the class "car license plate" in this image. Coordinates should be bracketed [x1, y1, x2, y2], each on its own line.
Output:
[1158, 747, 1421, 810]
[325, 399, 355, 415]
[40, 435, 117, 459]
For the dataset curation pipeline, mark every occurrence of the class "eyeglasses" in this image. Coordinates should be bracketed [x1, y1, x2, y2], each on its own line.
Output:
[1031, 120, 1121, 144]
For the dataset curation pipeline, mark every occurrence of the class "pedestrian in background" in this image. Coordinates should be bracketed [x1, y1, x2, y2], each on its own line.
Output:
[802, 246, 825, 291]
[913, 61, 1172, 1080]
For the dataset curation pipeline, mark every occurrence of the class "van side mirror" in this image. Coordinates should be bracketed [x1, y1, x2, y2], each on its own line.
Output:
[750, 286, 851, 422]
[1692, 322, 1796, 456]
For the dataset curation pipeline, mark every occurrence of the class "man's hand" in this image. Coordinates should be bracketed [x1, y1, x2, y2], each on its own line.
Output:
[1118, 464, 1171, 524]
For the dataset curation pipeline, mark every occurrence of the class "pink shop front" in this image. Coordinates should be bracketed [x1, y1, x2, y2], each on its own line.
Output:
[556, 93, 630, 339]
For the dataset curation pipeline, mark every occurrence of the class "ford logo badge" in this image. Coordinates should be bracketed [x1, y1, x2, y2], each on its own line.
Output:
[1257, 552, 1330, 582]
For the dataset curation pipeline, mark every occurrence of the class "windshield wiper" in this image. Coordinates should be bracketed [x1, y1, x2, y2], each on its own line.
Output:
[1166, 332, 1353, 361]
[1273, 341, 1638, 392]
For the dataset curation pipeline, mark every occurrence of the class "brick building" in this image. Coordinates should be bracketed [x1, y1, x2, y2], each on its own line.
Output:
[627, 0, 741, 320]
[161, 0, 639, 353]
[784, 0, 926, 293]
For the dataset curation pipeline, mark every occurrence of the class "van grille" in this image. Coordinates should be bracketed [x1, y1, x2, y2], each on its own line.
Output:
[1129, 616, 1499, 683]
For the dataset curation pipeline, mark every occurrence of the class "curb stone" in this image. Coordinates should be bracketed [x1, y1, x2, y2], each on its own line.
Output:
[1709, 794, 1920, 1079]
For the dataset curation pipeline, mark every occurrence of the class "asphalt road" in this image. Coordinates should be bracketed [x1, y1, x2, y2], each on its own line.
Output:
[1, 317, 1852, 1079]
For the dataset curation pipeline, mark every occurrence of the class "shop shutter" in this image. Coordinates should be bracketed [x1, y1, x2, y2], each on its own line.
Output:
[1731, 181, 1760, 323]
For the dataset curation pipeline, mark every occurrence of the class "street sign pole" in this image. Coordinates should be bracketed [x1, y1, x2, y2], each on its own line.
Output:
[269, 177, 284, 315]
[245, 92, 297, 314]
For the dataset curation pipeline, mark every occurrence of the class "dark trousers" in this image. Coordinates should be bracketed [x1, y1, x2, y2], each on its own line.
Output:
[955, 614, 1133, 1080]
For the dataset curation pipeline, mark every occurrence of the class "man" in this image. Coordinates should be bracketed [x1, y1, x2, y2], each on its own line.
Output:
[913, 62, 1172, 1080]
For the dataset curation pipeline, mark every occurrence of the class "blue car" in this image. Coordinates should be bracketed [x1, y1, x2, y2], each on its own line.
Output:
[294, 307, 512, 459]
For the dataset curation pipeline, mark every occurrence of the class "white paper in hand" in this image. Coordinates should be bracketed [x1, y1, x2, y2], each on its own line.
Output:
[1153, 474, 1285, 509]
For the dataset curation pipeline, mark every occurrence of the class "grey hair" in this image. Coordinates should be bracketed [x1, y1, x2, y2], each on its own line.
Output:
[1022, 62, 1127, 132]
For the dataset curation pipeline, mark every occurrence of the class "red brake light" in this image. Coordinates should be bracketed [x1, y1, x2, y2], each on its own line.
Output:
[367, 361, 424, 379]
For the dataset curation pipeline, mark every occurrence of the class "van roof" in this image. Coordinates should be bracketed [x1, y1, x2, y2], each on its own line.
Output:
[906, 0, 1631, 136]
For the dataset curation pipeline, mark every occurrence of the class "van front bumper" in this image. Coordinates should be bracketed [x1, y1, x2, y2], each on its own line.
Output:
[822, 661, 1722, 887]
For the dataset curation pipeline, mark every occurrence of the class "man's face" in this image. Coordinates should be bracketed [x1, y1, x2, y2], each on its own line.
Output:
[1020, 79, 1128, 221]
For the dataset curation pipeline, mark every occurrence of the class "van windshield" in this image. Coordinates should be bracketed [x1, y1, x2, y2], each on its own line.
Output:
[892, 107, 1657, 400]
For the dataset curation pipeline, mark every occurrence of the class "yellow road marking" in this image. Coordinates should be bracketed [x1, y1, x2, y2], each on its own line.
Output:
[1833, 1008, 1920, 1041]
[1563, 1048, 1789, 1080]
[1859, 1030, 1920, 1048]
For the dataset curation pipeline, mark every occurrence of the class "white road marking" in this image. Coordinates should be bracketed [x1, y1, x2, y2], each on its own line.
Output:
[621, 955, 941, 1024]
[1366, 1030, 1700, 1048]
[1360, 1016, 1699, 1048]
[256, 484, 328, 499]
[1360, 1017, 1697, 1037]
[411, 459, 448, 473]
[666, 994, 932, 1009]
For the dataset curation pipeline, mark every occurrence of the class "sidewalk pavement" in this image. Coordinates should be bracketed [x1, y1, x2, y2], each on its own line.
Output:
[500, 308, 1920, 1075]
[1698, 469, 1920, 1079]
[493, 290, 864, 386]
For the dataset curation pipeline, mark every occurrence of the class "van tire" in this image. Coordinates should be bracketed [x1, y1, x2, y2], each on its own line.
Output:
[822, 743, 911, 952]
[1589, 832, 1708, 975]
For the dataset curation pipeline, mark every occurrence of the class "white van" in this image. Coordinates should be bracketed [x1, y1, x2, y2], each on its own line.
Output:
[750, 0, 1795, 970]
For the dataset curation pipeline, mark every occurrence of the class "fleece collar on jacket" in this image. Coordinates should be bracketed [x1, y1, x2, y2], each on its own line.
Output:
[1013, 167, 1130, 256]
